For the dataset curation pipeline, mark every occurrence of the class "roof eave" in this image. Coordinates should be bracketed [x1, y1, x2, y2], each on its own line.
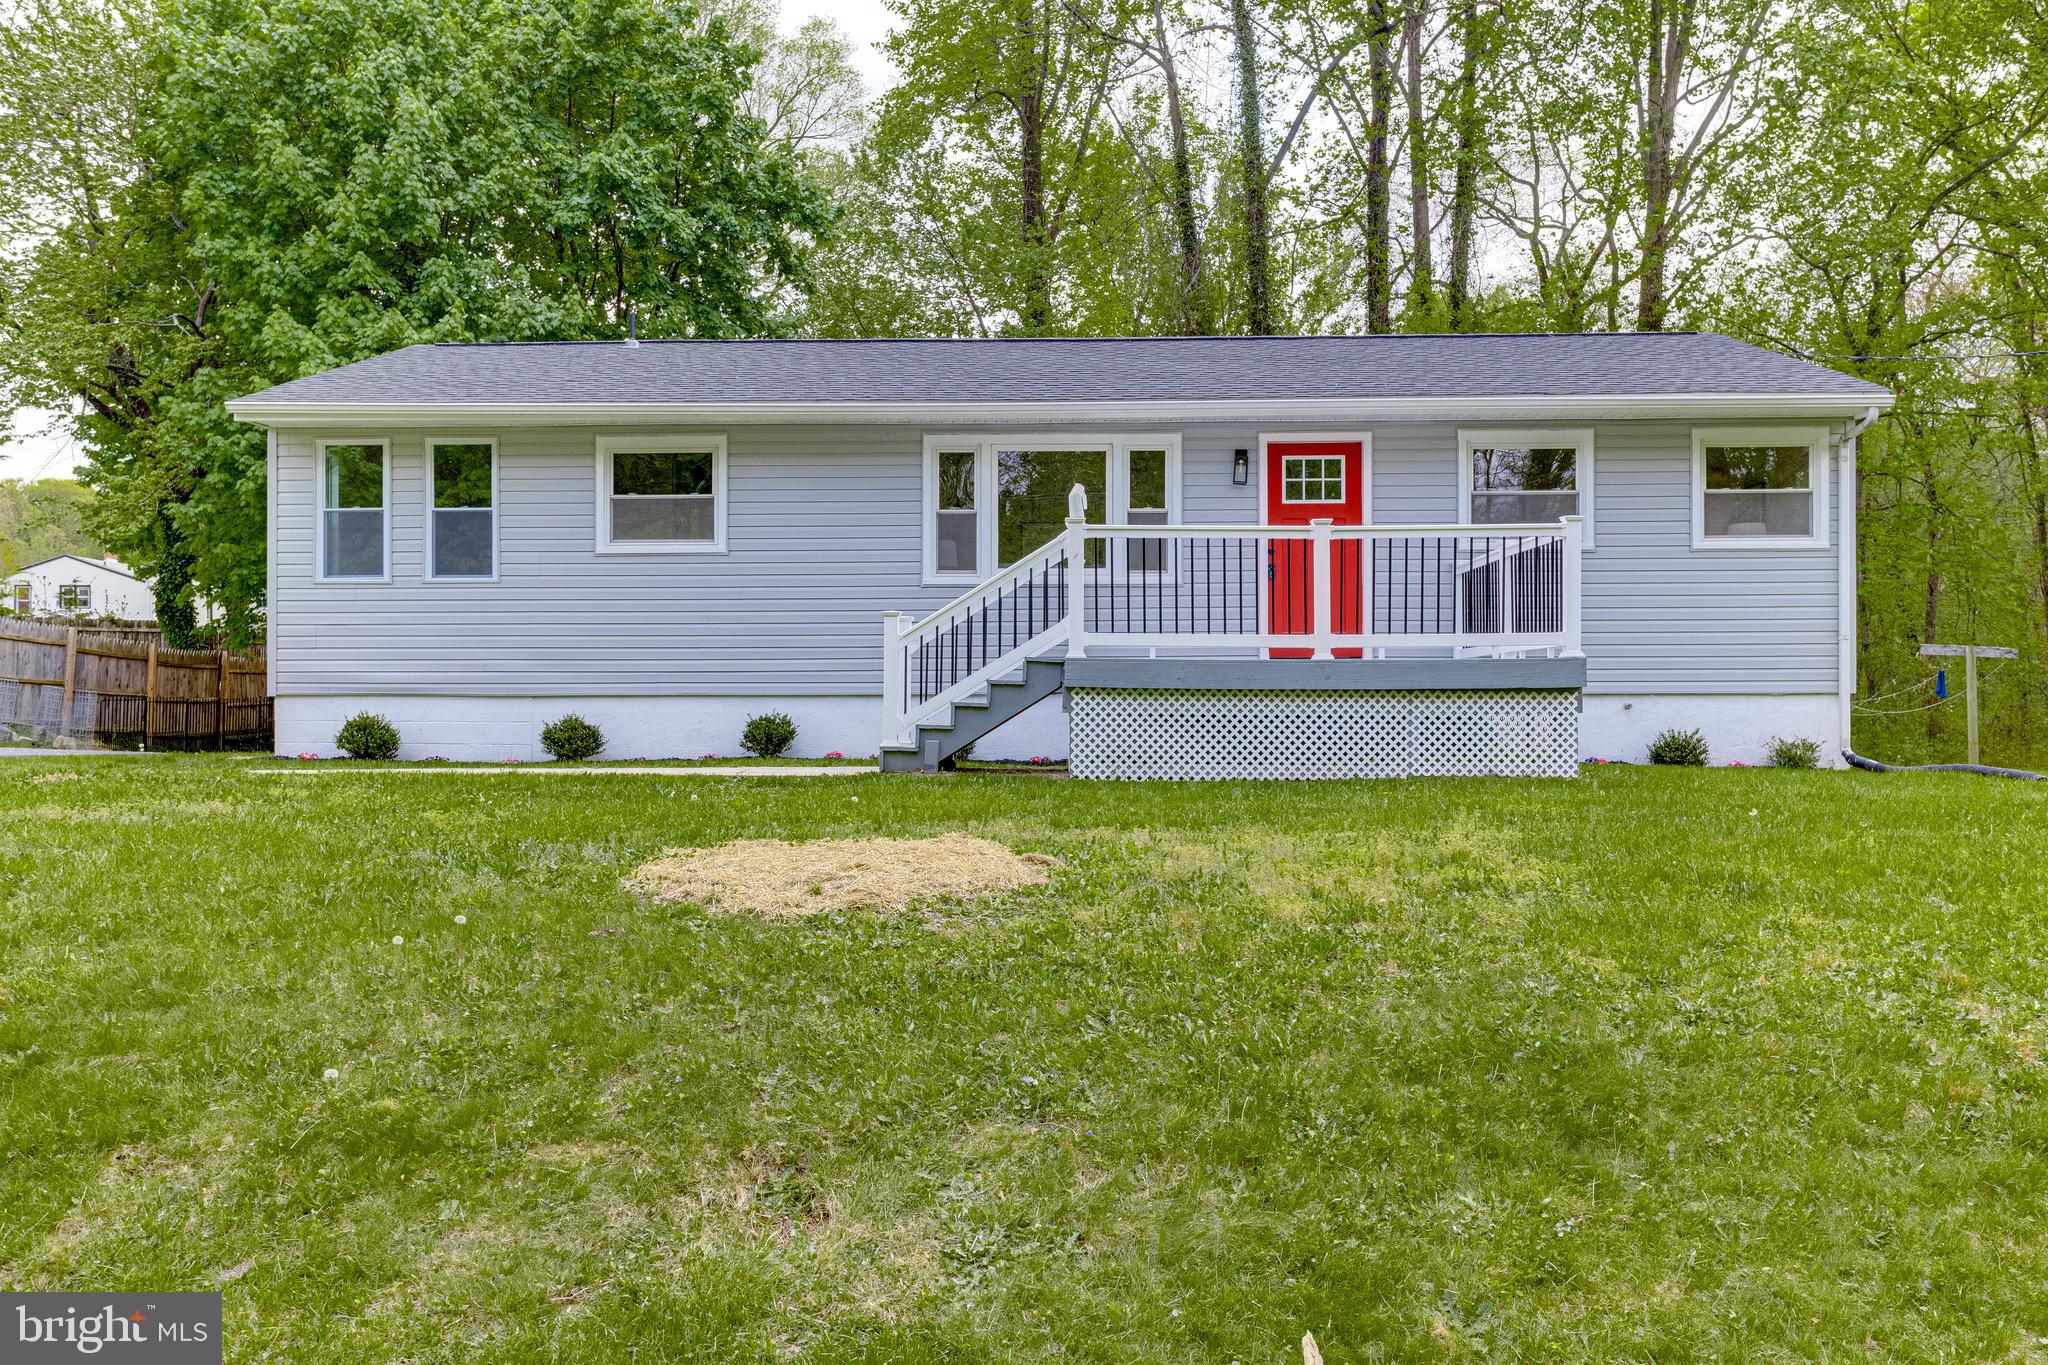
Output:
[225, 392, 1895, 428]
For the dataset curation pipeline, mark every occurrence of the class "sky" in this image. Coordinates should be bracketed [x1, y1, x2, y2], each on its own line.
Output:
[0, 0, 902, 484]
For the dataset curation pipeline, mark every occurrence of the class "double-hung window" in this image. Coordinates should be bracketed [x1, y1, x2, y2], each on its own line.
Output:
[10, 583, 28, 614]
[319, 440, 389, 580]
[428, 439, 497, 579]
[596, 435, 727, 553]
[1692, 427, 1828, 549]
[921, 435, 1181, 583]
[1459, 429, 1593, 546]
[56, 583, 90, 612]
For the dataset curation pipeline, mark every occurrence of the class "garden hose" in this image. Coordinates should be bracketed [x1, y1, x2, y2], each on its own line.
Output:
[1842, 750, 2044, 781]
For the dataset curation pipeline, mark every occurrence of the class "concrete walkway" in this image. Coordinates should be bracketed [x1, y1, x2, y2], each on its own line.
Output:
[255, 764, 874, 777]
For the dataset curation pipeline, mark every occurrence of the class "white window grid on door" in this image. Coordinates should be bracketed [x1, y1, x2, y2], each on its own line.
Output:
[1281, 455, 1346, 503]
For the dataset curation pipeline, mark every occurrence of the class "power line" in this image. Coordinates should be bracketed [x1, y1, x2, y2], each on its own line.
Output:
[1803, 348, 2048, 361]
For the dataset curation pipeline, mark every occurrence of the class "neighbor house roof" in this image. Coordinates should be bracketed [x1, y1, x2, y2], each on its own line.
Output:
[5, 553, 135, 580]
[227, 333, 1893, 424]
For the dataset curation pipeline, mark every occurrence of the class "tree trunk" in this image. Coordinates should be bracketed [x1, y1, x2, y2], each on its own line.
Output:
[1365, 0, 1394, 332]
[1154, 0, 1210, 334]
[1403, 0, 1434, 322]
[1445, 0, 1479, 327]
[1636, 0, 1686, 332]
[1230, 0, 1273, 335]
[1018, 0, 1052, 334]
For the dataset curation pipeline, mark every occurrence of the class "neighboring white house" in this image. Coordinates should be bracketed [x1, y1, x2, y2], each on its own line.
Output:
[3, 554, 157, 620]
[227, 333, 1894, 775]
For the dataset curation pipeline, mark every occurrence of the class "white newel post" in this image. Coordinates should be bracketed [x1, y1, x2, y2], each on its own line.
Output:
[1064, 482, 1089, 659]
[881, 610, 908, 744]
[1559, 515, 1585, 659]
[1310, 518, 1334, 659]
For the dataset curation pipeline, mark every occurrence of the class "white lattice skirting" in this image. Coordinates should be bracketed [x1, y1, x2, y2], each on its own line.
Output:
[1067, 687, 1581, 780]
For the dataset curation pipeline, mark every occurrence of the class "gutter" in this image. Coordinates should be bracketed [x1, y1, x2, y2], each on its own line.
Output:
[224, 392, 1899, 429]
[1838, 404, 1880, 749]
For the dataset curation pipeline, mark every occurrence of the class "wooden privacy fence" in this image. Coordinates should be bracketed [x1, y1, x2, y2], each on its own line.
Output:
[0, 620, 270, 749]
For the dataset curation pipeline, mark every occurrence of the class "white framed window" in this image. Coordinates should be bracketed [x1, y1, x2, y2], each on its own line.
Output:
[10, 583, 28, 614]
[427, 438, 498, 580]
[317, 438, 390, 581]
[1280, 454, 1345, 503]
[921, 434, 1182, 584]
[1458, 428, 1594, 548]
[1692, 426, 1829, 550]
[56, 582, 91, 612]
[595, 434, 727, 554]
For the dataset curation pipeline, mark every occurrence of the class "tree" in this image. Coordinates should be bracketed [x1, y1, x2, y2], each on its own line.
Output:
[0, 477, 98, 573]
[0, 0, 829, 636]
[1230, 0, 1275, 334]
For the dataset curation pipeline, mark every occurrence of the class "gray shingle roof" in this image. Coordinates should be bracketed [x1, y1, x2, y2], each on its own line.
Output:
[231, 333, 1890, 407]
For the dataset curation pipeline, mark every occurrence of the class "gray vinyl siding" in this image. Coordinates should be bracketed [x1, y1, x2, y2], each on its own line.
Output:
[269, 419, 1841, 698]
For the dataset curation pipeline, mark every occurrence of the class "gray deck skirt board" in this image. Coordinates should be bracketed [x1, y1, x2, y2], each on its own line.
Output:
[1061, 657, 1587, 692]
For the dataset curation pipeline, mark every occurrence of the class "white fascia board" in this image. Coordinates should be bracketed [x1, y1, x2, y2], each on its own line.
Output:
[225, 392, 1897, 428]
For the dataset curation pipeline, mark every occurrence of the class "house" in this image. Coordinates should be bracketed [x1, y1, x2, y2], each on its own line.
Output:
[226, 334, 1893, 776]
[3, 553, 156, 621]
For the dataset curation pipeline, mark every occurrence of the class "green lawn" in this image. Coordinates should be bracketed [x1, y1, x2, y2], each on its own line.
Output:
[4, 758, 2047, 1362]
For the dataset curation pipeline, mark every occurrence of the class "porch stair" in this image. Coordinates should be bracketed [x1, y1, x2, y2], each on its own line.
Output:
[879, 654, 1066, 773]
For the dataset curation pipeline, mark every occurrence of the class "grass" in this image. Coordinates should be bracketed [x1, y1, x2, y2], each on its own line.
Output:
[4, 757, 2047, 1362]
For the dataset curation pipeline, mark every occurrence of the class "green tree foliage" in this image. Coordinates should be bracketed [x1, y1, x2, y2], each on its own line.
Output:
[0, 477, 98, 573]
[0, 0, 829, 637]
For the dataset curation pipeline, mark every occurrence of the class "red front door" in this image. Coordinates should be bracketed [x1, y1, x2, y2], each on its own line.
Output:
[1265, 440, 1366, 658]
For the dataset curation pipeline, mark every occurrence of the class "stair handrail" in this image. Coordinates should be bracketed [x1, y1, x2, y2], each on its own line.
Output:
[882, 498, 1082, 748]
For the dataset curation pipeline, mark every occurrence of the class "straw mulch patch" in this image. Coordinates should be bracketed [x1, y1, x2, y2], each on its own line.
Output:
[626, 832, 1058, 919]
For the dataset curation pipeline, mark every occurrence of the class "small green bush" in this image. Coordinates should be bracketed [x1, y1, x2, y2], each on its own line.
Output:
[540, 714, 605, 761]
[1646, 727, 1709, 767]
[1767, 735, 1823, 769]
[741, 711, 797, 759]
[336, 712, 400, 760]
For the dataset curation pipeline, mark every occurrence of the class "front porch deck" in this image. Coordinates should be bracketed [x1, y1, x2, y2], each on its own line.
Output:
[881, 488, 1587, 776]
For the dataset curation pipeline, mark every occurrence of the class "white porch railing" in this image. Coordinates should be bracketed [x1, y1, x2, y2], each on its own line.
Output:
[883, 484, 1583, 747]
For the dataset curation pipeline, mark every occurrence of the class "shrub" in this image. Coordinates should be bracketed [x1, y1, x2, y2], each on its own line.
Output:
[741, 711, 798, 758]
[1767, 735, 1823, 769]
[335, 712, 400, 760]
[540, 714, 605, 761]
[1646, 727, 1709, 766]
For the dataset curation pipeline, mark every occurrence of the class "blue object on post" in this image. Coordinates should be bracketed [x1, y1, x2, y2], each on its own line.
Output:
[1936, 668, 1948, 699]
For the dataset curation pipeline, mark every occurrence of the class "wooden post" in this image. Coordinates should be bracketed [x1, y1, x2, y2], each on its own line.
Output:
[1919, 642, 2018, 766]
[1965, 646, 1980, 766]
[143, 642, 158, 750]
[215, 651, 230, 750]
[58, 627, 78, 738]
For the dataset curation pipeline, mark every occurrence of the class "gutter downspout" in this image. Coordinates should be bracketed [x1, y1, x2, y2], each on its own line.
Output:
[1838, 405, 1879, 757]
